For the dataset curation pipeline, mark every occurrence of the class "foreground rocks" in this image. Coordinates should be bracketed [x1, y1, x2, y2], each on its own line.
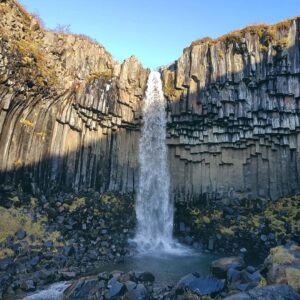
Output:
[63, 271, 155, 300]
[263, 244, 300, 293]
[175, 195, 300, 258]
[224, 284, 300, 300]
[0, 188, 135, 299]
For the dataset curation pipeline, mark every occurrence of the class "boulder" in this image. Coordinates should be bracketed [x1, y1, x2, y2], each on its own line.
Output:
[212, 256, 245, 278]
[107, 281, 126, 299]
[137, 271, 155, 283]
[126, 283, 148, 300]
[0, 257, 13, 271]
[63, 276, 99, 300]
[20, 279, 36, 292]
[16, 229, 26, 240]
[264, 244, 300, 292]
[175, 272, 225, 296]
[224, 284, 300, 300]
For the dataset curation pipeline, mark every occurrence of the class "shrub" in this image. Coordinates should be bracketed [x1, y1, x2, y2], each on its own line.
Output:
[0, 248, 14, 259]
[0, 207, 44, 243]
[270, 246, 296, 265]
[86, 70, 113, 82]
[20, 117, 34, 128]
[286, 268, 300, 292]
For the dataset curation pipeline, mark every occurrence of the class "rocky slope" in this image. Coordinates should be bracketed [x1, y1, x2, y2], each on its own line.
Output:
[0, 0, 148, 194]
[163, 17, 300, 202]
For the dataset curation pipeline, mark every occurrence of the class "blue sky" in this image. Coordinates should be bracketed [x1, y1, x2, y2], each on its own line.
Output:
[19, 0, 300, 69]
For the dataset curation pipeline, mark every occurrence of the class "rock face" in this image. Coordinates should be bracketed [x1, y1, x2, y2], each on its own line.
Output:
[1, 0, 300, 203]
[162, 17, 300, 202]
[0, 0, 148, 194]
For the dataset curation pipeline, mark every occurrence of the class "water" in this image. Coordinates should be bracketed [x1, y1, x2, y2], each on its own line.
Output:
[97, 253, 216, 286]
[24, 282, 70, 300]
[18, 253, 216, 300]
[133, 71, 183, 254]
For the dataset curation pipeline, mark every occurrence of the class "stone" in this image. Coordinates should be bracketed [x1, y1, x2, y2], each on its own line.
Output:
[107, 281, 126, 299]
[179, 222, 186, 232]
[126, 284, 148, 300]
[20, 279, 36, 292]
[137, 271, 155, 283]
[260, 234, 268, 242]
[175, 273, 224, 296]
[241, 270, 263, 284]
[264, 244, 300, 291]
[246, 266, 256, 274]
[29, 256, 40, 267]
[63, 277, 99, 300]
[208, 237, 214, 250]
[227, 268, 241, 283]
[224, 284, 300, 300]
[0, 257, 13, 271]
[44, 240, 54, 248]
[211, 257, 245, 278]
[16, 229, 26, 240]
[125, 281, 137, 290]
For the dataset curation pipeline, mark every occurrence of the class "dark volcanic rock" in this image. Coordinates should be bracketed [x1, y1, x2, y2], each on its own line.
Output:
[20, 279, 36, 292]
[137, 271, 155, 283]
[16, 229, 26, 240]
[212, 256, 245, 278]
[175, 272, 225, 296]
[224, 284, 300, 300]
[0, 257, 13, 271]
[107, 281, 126, 299]
[126, 283, 148, 300]
[63, 277, 99, 300]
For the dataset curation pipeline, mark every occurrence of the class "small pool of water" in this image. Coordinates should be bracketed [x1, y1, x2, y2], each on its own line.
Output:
[102, 252, 217, 286]
[14, 252, 217, 300]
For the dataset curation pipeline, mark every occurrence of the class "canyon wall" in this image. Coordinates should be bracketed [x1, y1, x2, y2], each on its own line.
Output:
[162, 17, 300, 202]
[0, 0, 148, 194]
[1, 0, 300, 203]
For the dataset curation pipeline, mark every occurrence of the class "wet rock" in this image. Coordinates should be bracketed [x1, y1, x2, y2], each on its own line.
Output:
[63, 276, 99, 300]
[212, 256, 245, 278]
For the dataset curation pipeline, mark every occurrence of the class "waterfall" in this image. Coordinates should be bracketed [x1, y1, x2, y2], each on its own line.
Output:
[133, 71, 183, 254]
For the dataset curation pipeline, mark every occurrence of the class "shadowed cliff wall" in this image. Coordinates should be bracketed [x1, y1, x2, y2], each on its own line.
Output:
[162, 17, 300, 202]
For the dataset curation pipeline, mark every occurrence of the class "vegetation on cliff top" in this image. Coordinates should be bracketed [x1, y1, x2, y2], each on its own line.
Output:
[188, 16, 298, 50]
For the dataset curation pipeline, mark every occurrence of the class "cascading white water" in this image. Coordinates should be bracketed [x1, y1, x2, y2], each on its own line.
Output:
[133, 71, 183, 254]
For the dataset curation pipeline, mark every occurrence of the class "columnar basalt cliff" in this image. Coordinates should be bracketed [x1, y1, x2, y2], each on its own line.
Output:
[0, 0, 148, 194]
[162, 17, 300, 202]
[1, 0, 300, 203]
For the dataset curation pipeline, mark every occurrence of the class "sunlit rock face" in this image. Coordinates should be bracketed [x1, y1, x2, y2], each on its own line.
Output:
[0, 0, 149, 193]
[162, 17, 300, 202]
